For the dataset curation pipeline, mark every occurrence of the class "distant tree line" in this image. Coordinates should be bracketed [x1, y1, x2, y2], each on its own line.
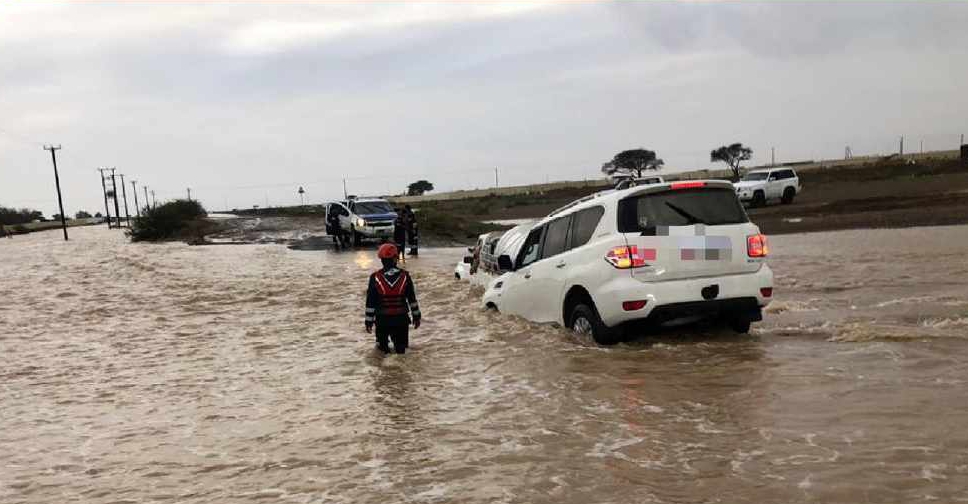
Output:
[0, 206, 44, 225]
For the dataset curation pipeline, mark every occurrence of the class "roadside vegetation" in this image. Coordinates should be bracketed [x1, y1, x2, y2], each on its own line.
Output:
[0, 206, 44, 226]
[412, 206, 508, 244]
[129, 199, 215, 243]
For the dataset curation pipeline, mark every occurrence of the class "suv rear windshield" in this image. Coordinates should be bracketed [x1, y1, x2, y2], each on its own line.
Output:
[617, 188, 749, 231]
[354, 202, 393, 215]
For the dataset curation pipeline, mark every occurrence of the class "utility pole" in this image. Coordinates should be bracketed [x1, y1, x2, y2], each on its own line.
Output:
[131, 180, 141, 218]
[494, 168, 499, 188]
[119, 173, 131, 226]
[109, 168, 122, 228]
[342, 178, 348, 199]
[771, 147, 775, 167]
[187, 187, 192, 201]
[920, 139, 924, 155]
[144, 186, 150, 213]
[265, 192, 270, 209]
[43, 144, 68, 241]
[98, 168, 113, 228]
[298, 186, 305, 206]
[961, 133, 964, 146]
[899, 136, 904, 156]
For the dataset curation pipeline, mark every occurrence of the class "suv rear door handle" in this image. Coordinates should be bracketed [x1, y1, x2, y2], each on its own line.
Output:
[524, 273, 532, 279]
[556, 261, 567, 269]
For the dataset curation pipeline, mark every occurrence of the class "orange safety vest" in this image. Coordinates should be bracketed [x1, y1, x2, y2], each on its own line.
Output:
[374, 270, 410, 317]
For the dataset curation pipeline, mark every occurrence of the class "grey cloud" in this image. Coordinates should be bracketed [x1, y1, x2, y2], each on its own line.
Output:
[1, 2, 967, 216]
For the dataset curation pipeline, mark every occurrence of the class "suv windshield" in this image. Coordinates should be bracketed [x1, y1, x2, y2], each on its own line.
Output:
[617, 187, 749, 231]
[742, 172, 770, 181]
[354, 202, 393, 215]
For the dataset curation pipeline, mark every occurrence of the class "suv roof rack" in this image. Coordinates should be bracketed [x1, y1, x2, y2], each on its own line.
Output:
[547, 190, 613, 218]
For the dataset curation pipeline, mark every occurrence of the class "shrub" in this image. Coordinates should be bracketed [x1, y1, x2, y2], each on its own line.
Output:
[129, 199, 208, 242]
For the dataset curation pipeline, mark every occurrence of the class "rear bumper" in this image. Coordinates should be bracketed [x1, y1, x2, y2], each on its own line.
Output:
[595, 265, 773, 327]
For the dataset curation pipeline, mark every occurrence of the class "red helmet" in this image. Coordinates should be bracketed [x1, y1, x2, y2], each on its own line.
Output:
[377, 243, 399, 259]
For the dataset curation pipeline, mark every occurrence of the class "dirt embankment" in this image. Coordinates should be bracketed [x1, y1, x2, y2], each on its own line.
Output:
[202, 157, 968, 247]
[410, 157, 968, 236]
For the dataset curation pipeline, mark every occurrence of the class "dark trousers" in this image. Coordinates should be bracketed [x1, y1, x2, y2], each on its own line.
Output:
[375, 324, 409, 354]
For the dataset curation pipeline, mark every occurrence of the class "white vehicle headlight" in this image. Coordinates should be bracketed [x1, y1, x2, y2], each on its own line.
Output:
[356, 217, 366, 227]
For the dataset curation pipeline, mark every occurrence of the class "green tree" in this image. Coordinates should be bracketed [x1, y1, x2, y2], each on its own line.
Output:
[0, 206, 43, 225]
[129, 199, 207, 242]
[710, 143, 753, 182]
[75, 210, 93, 219]
[407, 180, 435, 196]
[602, 149, 664, 178]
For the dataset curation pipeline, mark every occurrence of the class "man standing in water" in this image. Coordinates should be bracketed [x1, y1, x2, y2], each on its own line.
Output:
[365, 243, 421, 354]
[403, 204, 419, 257]
[393, 208, 408, 262]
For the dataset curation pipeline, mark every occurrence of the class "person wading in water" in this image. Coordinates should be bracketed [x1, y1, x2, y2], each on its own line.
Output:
[364, 243, 421, 354]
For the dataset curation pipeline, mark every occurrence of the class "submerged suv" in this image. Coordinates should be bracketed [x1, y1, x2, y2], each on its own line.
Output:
[482, 180, 774, 344]
[733, 168, 800, 207]
[327, 198, 397, 246]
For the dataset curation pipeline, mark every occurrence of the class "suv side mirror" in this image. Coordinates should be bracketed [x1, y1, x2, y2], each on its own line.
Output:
[497, 254, 514, 271]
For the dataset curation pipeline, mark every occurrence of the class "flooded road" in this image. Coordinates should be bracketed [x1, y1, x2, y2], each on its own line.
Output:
[2, 225, 968, 503]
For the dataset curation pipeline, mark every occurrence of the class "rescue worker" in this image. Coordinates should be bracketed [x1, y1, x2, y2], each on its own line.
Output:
[365, 243, 421, 354]
[403, 204, 418, 257]
[393, 208, 408, 262]
[326, 209, 343, 249]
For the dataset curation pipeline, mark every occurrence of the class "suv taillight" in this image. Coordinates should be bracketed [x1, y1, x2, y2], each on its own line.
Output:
[605, 246, 654, 269]
[747, 234, 769, 257]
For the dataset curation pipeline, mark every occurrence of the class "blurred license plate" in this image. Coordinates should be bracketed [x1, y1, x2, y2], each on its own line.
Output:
[679, 236, 731, 261]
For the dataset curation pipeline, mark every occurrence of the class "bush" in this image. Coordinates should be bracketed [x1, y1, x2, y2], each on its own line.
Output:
[129, 199, 208, 242]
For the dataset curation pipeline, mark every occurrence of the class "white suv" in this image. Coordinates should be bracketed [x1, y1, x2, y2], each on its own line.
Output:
[482, 180, 774, 344]
[733, 168, 801, 207]
[326, 198, 397, 246]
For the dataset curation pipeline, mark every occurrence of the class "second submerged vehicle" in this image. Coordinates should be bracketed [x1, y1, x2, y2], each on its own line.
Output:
[482, 180, 774, 344]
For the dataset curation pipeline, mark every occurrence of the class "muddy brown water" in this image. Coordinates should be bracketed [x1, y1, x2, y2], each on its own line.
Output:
[2, 225, 967, 503]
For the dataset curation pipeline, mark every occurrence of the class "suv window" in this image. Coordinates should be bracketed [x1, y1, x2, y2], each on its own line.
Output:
[617, 188, 749, 231]
[517, 227, 544, 269]
[354, 201, 393, 215]
[742, 172, 769, 181]
[782, 170, 796, 179]
[570, 206, 604, 249]
[541, 215, 572, 260]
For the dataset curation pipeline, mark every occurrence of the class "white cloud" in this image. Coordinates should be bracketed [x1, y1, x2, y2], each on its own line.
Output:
[222, 2, 554, 55]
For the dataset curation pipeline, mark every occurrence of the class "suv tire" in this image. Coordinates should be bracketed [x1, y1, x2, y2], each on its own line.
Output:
[728, 316, 751, 334]
[751, 191, 766, 208]
[569, 303, 619, 345]
[781, 187, 796, 205]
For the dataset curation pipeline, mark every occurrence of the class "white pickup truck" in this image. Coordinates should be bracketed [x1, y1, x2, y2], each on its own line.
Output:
[733, 168, 801, 207]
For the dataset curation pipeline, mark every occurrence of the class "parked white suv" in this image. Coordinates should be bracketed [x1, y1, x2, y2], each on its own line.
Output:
[733, 168, 800, 207]
[482, 180, 774, 344]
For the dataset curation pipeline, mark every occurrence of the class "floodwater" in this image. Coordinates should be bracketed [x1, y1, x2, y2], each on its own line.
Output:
[2, 224, 967, 504]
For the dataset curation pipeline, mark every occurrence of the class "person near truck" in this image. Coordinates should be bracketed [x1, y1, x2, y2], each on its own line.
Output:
[365, 243, 421, 354]
[393, 208, 408, 261]
[403, 204, 418, 257]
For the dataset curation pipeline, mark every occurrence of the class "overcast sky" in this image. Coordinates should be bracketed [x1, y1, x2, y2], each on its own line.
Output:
[1, 1, 966, 216]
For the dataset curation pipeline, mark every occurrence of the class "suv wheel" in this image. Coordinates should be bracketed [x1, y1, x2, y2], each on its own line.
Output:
[728, 317, 751, 334]
[781, 187, 796, 205]
[569, 303, 619, 345]
[751, 190, 766, 208]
